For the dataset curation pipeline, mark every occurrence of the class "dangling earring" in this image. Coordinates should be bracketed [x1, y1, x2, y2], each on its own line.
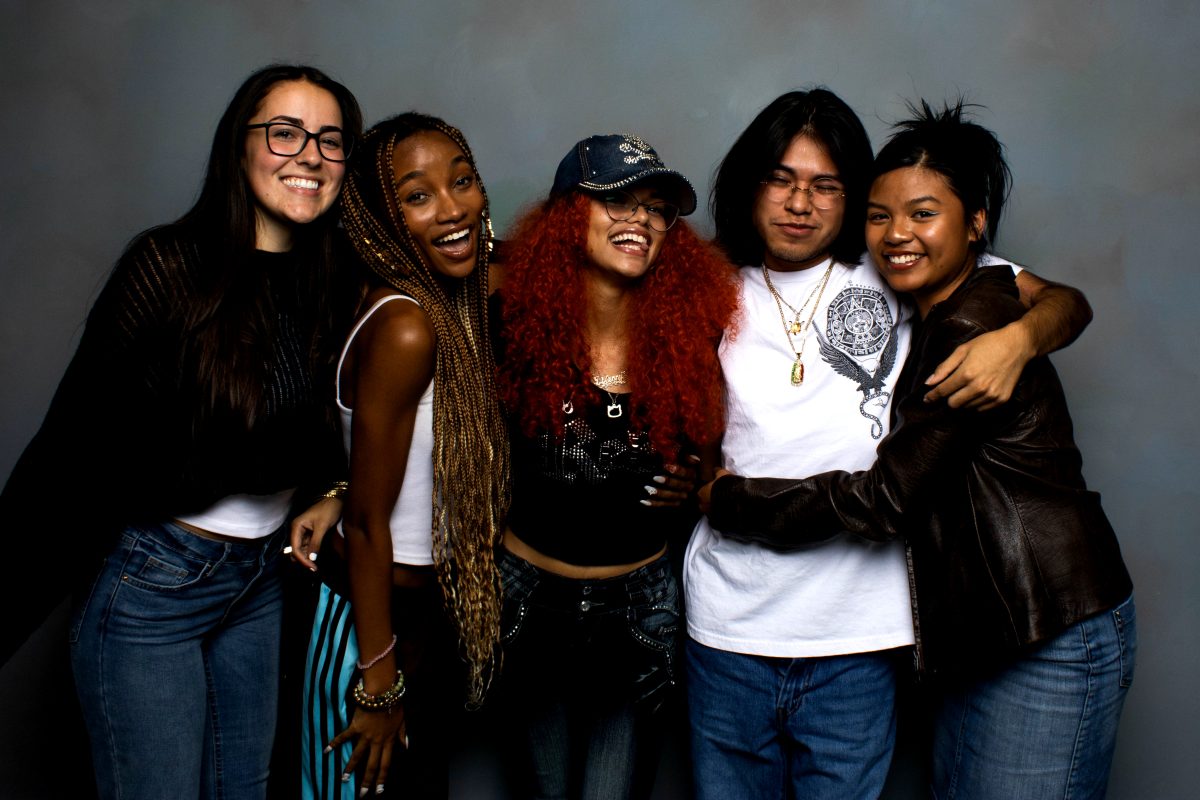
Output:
[484, 215, 495, 255]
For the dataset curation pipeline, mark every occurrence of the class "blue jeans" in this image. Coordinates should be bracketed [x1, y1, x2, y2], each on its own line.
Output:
[496, 548, 679, 800]
[933, 594, 1137, 800]
[686, 638, 899, 800]
[71, 520, 286, 800]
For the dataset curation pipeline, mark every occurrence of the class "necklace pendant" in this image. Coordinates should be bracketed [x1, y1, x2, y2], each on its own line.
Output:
[607, 401, 623, 419]
[790, 358, 804, 386]
[562, 399, 575, 415]
[789, 321, 803, 335]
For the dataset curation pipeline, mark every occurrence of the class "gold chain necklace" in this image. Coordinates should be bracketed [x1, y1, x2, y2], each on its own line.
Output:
[762, 261, 836, 385]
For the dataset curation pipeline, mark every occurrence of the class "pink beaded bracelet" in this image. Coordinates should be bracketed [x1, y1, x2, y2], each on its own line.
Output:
[356, 634, 397, 671]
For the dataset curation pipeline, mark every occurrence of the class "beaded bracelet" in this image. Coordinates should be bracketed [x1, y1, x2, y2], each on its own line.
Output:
[356, 634, 397, 671]
[321, 481, 349, 500]
[353, 670, 406, 711]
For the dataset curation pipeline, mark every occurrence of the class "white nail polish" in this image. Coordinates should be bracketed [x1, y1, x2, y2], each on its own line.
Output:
[652, 475, 668, 484]
[639, 499, 652, 506]
[282, 545, 294, 554]
[309, 552, 319, 561]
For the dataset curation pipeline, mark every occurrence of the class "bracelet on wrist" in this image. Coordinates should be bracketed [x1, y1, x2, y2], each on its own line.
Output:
[356, 634, 397, 671]
[321, 481, 349, 500]
[353, 670, 406, 711]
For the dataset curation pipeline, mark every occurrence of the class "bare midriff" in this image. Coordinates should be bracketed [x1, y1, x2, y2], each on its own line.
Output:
[503, 528, 666, 580]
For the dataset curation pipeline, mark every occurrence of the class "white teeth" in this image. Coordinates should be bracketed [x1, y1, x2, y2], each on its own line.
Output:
[889, 254, 921, 265]
[611, 233, 649, 246]
[282, 177, 319, 190]
[434, 228, 469, 245]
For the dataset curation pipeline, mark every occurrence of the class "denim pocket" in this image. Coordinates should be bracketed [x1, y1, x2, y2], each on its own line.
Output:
[1112, 594, 1137, 689]
[119, 524, 213, 593]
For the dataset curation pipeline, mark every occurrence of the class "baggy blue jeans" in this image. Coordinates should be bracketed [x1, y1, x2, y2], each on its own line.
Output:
[933, 594, 1138, 800]
[71, 520, 286, 800]
[686, 637, 899, 800]
[497, 547, 680, 800]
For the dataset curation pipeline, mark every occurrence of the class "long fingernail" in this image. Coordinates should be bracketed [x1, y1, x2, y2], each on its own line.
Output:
[376, 784, 386, 794]
[652, 475, 668, 484]
[644, 485, 658, 496]
[639, 499, 652, 506]
[323, 745, 332, 755]
[309, 552, 319, 561]
[404, 734, 410, 748]
[283, 545, 294, 554]
[687, 454, 701, 463]
[341, 773, 351, 783]
[359, 788, 369, 798]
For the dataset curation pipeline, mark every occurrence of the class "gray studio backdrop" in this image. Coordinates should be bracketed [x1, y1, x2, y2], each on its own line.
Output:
[2, 1, 1197, 797]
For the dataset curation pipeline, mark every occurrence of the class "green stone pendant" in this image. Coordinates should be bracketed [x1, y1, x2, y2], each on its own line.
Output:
[791, 358, 804, 386]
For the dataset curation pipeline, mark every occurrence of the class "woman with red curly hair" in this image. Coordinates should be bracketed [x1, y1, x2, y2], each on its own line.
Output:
[492, 134, 739, 799]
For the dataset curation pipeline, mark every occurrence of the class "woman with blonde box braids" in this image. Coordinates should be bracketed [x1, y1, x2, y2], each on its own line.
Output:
[293, 112, 509, 799]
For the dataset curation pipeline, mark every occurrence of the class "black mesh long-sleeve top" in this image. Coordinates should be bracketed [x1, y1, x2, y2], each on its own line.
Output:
[0, 224, 346, 661]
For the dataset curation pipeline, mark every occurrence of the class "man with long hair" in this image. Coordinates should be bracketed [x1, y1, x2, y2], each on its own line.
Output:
[683, 88, 1094, 798]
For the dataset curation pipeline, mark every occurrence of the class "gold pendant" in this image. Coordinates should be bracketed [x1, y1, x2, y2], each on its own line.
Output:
[789, 321, 803, 334]
[791, 358, 804, 386]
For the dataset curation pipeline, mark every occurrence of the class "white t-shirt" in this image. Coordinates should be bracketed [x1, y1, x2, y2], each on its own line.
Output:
[684, 257, 916, 657]
[684, 254, 1020, 658]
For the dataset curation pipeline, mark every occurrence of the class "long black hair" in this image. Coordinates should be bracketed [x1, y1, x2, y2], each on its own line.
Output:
[176, 64, 363, 426]
[872, 100, 1011, 253]
[711, 88, 874, 266]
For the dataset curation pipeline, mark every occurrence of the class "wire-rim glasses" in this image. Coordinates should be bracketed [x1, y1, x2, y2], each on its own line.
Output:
[246, 122, 353, 163]
[600, 190, 680, 232]
[759, 176, 845, 209]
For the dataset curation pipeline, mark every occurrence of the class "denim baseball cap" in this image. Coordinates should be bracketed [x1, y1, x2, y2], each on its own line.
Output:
[550, 133, 697, 216]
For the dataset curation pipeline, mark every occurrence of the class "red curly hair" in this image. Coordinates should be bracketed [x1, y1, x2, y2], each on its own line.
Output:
[497, 192, 739, 460]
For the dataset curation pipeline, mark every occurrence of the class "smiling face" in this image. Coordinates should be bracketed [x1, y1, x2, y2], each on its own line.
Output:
[866, 166, 985, 317]
[752, 133, 846, 272]
[583, 183, 669, 286]
[392, 130, 485, 281]
[243, 80, 346, 252]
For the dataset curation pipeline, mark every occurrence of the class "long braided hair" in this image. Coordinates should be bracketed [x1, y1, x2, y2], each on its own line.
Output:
[340, 112, 509, 705]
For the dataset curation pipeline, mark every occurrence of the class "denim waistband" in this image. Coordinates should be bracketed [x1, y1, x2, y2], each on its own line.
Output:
[500, 548, 672, 609]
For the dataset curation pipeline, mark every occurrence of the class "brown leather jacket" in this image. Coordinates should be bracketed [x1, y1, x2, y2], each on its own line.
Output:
[709, 265, 1132, 678]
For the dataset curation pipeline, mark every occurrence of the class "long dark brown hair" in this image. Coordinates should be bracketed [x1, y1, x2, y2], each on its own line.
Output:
[176, 64, 363, 427]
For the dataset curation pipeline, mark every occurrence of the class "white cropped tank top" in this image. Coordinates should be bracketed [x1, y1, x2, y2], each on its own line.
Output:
[337, 294, 435, 566]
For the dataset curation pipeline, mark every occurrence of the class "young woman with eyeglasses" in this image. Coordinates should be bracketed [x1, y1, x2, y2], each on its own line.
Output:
[701, 102, 1135, 799]
[491, 134, 739, 799]
[0, 64, 362, 799]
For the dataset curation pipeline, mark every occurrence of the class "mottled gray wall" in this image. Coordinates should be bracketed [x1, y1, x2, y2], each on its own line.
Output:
[2, 1, 1196, 797]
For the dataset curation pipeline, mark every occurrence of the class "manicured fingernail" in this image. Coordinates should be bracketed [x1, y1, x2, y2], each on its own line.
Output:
[323, 745, 332, 754]
[309, 552, 319, 561]
[341, 773, 351, 782]
[687, 454, 701, 463]
[404, 734, 410, 748]
[359, 788, 369, 798]
[644, 485, 658, 496]
[283, 545, 294, 554]
[375, 786, 386, 795]
[639, 499, 652, 506]
[652, 475, 668, 484]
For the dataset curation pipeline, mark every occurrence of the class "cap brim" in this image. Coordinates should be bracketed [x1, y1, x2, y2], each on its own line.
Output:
[577, 168, 698, 216]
